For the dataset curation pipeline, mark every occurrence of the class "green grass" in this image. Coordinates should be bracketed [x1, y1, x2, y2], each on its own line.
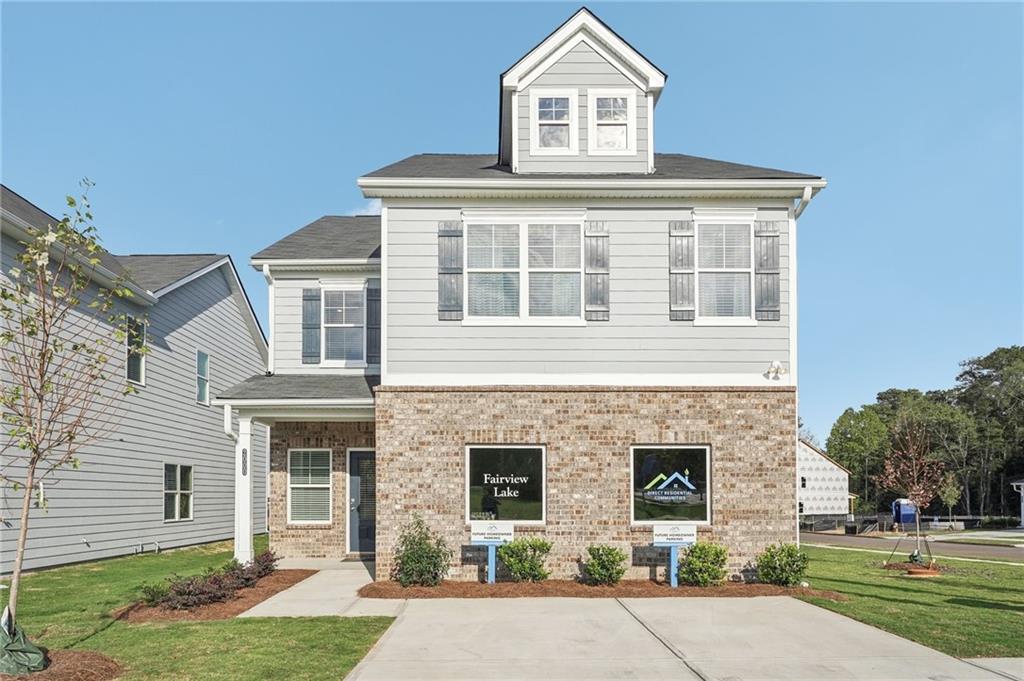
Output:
[936, 537, 1024, 547]
[800, 545, 1024, 657]
[1, 535, 393, 679]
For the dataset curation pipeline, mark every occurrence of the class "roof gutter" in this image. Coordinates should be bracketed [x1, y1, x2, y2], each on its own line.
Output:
[793, 185, 818, 219]
[358, 177, 826, 192]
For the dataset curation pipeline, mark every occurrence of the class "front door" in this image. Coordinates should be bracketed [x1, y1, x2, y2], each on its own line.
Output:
[348, 450, 376, 554]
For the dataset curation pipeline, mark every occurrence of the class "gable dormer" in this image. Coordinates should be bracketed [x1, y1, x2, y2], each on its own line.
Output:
[498, 8, 666, 175]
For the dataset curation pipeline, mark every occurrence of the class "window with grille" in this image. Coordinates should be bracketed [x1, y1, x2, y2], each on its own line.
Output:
[531, 89, 578, 155]
[588, 89, 635, 154]
[164, 463, 193, 521]
[697, 223, 753, 319]
[288, 450, 331, 524]
[322, 289, 365, 363]
[528, 224, 581, 317]
[196, 350, 210, 404]
[467, 224, 520, 317]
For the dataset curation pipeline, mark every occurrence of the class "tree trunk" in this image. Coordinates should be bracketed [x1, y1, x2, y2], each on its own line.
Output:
[8, 460, 37, 623]
[915, 509, 922, 555]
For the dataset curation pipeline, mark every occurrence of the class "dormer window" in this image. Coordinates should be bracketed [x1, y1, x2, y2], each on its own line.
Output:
[530, 89, 578, 155]
[588, 89, 636, 155]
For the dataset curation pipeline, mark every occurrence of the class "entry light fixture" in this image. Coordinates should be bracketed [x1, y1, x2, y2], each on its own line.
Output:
[764, 360, 787, 381]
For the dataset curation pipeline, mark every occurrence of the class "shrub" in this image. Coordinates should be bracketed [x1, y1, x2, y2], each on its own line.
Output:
[497, 537, 552, 582]
[756, 543, 808, 586]
[392, 516, 453, 587]
[138, 582, 169, 606]
[582, 545, 628, 586]
[162, 572, 235, 610]
[251, 550, 279, 578]
[676, 541, 728, 587]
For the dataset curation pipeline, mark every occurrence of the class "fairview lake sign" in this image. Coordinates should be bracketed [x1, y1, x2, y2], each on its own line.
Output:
[470, 521, 515, 544]
[652, 524, 697, 546]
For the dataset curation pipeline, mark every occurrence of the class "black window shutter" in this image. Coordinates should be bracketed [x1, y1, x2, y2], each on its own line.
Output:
[755, 221, 782, 321]
[584, 221, 609, 321]
[669, 218, 695, 321]
[437, 221, 463, 320]
[366, 284, 381, 365]
[301, 288, 321, 364]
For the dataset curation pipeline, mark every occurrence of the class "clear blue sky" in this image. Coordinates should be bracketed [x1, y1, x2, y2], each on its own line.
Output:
[3, 2, 1021, 442]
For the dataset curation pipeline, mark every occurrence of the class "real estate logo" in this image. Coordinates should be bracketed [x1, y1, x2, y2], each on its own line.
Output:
[641, 469, 697, 504]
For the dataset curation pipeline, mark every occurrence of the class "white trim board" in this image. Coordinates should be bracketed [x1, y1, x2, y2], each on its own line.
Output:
[381, 373, 794, 387]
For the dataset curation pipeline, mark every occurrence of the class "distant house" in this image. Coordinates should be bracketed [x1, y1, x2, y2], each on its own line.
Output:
[797, 439, 854, 517]
[0, 186, 268, 572]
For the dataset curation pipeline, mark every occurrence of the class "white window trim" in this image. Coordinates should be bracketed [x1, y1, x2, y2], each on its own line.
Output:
[629, 444, 712, 526]
[163, 462, 194, 523]
[465, 444, 547, 526]
[692, 209, 758, 327]
[126, 316, 146, 386]
[287, 448, 333, 526]
[587, 88, 637, 156]
[462, 213, 586, 326]
[195, 349, 210, 406]
[345, 448, 375, 554]
[529, 88, 579, 156]
[320, 284, 368, 368]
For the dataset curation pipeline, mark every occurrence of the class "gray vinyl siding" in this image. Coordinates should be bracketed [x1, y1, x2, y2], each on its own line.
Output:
[0, 234, 267, 572]
[384, 202, 791, 378]
[517, 41, 649, 174]
[272, 272, 381, 374]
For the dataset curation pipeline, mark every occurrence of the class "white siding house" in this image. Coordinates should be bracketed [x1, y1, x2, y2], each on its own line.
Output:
[797, 439, 853, 517]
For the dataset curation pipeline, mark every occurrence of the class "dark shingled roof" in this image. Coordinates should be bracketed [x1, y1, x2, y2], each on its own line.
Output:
[253, 216, 381, 261]
[1, 185, 134, 280]
[363, 153, 821, 181]
[217, 373, 380, 401]
[113, 254, 225, 293]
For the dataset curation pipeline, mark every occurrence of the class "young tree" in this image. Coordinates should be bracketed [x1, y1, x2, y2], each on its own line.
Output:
[875, 414, 946, 555]
[938, 473, 962, 525]
[0, 185, 138, 641]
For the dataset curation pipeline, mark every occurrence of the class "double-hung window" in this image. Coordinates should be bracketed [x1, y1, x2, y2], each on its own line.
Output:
[164, 463, 193, 521]
[530, 89, 578, 155]
[322, 288, 365, 364]
[195, 350, 210, 405]
[464, 214, 584, 324]
[588, 89, 636, 155]
[695, 220, 755, 324]
[288, 450, 331, 524]
[126, 316, 145, 385]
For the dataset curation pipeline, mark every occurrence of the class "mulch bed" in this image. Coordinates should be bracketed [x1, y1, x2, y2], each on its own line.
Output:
[359, 579, 846, 601]
[114, 569, 316, 623]
[0, 650, 122, 681]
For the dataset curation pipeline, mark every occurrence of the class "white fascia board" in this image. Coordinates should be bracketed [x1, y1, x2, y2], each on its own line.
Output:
[381, 373, 794, 388]
[250, 258, 381, 271]
[502, 9, 666, 91]
[212, 397, 375, 407]
[1, 215, 158, 305]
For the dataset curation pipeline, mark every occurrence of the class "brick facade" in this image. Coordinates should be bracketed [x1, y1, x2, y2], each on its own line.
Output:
[268, 421, 374, 560]
[373, 386, 797, 581]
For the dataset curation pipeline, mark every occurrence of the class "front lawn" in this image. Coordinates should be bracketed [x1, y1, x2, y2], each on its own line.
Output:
[800, 545, 1024, 657]
[1, 536, 392, 679]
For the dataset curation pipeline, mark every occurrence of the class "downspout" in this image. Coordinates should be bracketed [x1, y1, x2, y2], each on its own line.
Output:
[262, 264, 275, 375]
[793, 185, 815, 219]
[223, 404, 237, 442]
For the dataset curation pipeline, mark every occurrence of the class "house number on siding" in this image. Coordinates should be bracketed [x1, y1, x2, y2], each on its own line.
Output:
[241, 448, 248, 476]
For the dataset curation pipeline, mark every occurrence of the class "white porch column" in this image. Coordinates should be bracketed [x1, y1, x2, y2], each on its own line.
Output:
[234, 416, 254, 563]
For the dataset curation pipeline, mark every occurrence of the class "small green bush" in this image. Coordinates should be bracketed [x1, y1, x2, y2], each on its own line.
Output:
[756, 543, 808, 586]
[497, 537, 552, 582]
[677, 541, 728, 587]
[582, 545, 628, 586]
[392, 516, 453, 587]
[138, 582, 169, 606]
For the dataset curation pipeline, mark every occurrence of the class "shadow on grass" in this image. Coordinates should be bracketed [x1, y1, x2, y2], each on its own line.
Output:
[945, 597, 1024, 614]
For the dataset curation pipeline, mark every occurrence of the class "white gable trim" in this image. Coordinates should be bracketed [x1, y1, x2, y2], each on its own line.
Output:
[503, 9, 665, 93]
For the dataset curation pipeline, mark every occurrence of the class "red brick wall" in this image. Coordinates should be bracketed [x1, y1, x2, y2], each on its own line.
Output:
[373, 387, 796, 581]
[268, 421, 374, 560]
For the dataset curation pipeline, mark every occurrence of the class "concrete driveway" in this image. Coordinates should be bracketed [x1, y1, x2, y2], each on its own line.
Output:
[348, 596, 1018, 681]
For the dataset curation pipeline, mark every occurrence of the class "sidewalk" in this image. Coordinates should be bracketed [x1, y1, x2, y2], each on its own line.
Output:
[238, 561, 403, 618]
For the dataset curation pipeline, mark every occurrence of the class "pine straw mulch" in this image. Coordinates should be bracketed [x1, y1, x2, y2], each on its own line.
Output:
[0, 650, 122, 681]
[359, 579, 847, 601]
[113, 569, 316, 623]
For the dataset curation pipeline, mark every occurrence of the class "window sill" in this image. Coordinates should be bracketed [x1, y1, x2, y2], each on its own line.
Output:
[163, 518, 194, 524]
[692, 318, 758, 327]
[320, 361, 368, 369]
[285, 522, 333, 528]
[462, 318, 586, 327]
[127, 379, 145, 388]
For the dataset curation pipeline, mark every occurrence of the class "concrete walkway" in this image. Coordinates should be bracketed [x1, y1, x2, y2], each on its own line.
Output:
[348, 597, 1019, 681]
[239, 561, 403, 618]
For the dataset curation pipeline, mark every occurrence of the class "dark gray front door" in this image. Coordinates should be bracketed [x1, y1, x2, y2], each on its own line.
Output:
[349, 450, 376, 554]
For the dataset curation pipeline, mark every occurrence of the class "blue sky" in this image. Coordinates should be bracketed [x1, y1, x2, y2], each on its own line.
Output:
[2, 2, 1021, 442]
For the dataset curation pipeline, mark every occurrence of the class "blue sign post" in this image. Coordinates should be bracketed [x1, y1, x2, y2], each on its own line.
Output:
[652, 524, 697, 588]
[470, 521, 514, 584]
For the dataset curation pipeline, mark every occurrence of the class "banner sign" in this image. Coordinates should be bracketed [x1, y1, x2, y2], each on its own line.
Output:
[470, 521, 514, 544]
[652, 523, 697, 546]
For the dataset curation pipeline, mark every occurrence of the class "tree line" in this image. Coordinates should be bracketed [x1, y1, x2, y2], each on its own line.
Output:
[822, 346, 1024, 519]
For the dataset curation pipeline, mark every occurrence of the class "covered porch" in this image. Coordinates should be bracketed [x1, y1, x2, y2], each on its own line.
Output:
[214, 374, 379, 564]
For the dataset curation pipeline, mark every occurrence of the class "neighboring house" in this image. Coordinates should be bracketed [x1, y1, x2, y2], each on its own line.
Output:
[0, 186, 269, 572]
[217, 8, 827, 579]
[797, 439, 854, 518]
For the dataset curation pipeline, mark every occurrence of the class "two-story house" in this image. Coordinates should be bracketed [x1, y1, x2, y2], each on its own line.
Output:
[0, 185, 269, 572]
[217, 8, 826, 579]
